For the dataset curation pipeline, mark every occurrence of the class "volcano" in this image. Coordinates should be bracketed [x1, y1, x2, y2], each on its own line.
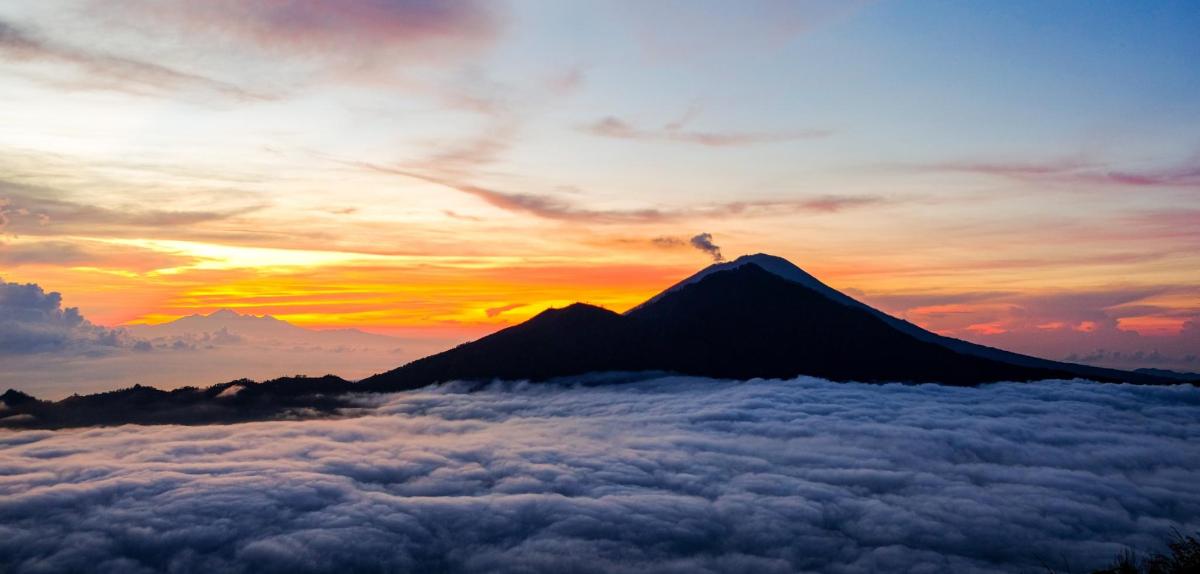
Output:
[3, 254, 1183, 429]
[362, 254, 1161, 390]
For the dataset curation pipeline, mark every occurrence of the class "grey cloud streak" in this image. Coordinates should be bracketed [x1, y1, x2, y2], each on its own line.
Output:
[917, 157, 1200, 188]
[0, 179, 266, 236]
[583, 116, 831, 147]
[1, 377, 1198, 572]
[356, 162, 882, 223]
[0, 19, 269, 101]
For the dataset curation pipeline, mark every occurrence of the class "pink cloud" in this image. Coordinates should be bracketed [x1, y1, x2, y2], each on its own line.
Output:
[862, 286, 1200, 371]
[107, 0, 499, 73]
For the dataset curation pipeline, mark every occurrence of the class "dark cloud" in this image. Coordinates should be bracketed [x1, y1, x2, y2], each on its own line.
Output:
[0, 278, 127, 355]
[0, 19, 269, 100]
[0, 377, 1197, 572]
[689, 233, 723, 261]
[583, 115, 830, 147]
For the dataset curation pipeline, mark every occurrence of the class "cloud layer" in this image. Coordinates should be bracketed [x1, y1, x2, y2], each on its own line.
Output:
[2, 377, 1198, 573]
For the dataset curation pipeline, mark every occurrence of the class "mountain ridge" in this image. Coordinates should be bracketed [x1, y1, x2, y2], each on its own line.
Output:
[4, 254, 1192, 429]
[361, 261, 1077, 390]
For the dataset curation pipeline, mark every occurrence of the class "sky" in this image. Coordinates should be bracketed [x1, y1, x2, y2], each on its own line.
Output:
[1, 0, 1198, 380]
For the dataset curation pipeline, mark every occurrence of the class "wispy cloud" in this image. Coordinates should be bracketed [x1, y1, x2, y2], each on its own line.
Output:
[921, 157, 1200, 188]
[583, 115, 830, 147]
[102, 0, 499, 81]
[484, 303, 525, 318]
[0, 238, 195, 271]
[355, 162, 881, 223]
[0, 19, 270, 100]
[0, 179, 265, 237]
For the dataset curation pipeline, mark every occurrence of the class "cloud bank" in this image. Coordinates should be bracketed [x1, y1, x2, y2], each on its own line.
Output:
[0, 278, 126, 355]
[0, 281, 449, 397]
[2, 377, 1198, 573]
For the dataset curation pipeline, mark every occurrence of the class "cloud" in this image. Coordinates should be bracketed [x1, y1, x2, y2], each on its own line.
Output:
[0, 377, 1197, 572]
[0, 278, 127, 355]
[0, 180, 265, 237]
[651, 236, 686, 248]
[919, 157, 1200, 188]
[356, 162, 882, 223]
[101, 0, 499, 80]
[485, 303, 526, 318]
[0, 239, 195, 270]
[0, 19, 269, 100]
[689, 233, 723, 261]
[857, 286, 1200, 372]
[582, 115, 830, 147]
[0, 197, 12, 229]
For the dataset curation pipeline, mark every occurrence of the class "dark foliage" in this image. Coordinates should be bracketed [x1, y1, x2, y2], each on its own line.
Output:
[1090, 532, 1200, 574]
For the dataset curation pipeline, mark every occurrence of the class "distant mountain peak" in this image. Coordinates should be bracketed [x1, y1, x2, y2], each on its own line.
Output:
[206, 308, 277, 321]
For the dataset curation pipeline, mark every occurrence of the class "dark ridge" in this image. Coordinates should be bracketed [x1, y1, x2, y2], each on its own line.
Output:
[1, 375, 355, 429]
[1134, 368, 1200, 382]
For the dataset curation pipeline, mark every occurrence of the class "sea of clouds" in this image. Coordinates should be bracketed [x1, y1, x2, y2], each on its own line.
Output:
[2, 377, 1199, 573]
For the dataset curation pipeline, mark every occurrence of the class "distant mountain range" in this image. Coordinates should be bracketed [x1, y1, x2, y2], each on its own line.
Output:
[125, 309, 401, 350]
[3, 254, 1194, 428]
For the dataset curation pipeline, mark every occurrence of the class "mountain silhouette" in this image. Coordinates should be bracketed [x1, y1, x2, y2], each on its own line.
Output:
[361, 254, 1166, 390]
[3, 254, 1190, 429]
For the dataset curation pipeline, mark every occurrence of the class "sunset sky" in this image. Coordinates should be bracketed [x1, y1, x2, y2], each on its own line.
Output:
[2, 0, 1198, 377]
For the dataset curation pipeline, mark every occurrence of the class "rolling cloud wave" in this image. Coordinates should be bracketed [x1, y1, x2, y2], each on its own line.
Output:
[1, 377, 1198, 573]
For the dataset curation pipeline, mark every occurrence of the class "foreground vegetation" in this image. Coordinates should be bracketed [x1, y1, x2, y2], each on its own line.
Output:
[1089, 532, 1200, 574]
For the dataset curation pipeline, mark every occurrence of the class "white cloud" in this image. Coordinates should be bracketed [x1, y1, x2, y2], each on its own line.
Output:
[1, 377, 1198, 572]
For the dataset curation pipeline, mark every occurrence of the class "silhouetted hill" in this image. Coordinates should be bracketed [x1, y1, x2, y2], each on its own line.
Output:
[1, 376, 354, 428]
[1134, 368, 1200, 382]
[362, 262, 1071, 390]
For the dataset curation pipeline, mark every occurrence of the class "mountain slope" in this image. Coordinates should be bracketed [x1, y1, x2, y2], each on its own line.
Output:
[361, 303, 635, 391]
[362, 261, 1075, 390]
[678, 255, 1171, 384]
